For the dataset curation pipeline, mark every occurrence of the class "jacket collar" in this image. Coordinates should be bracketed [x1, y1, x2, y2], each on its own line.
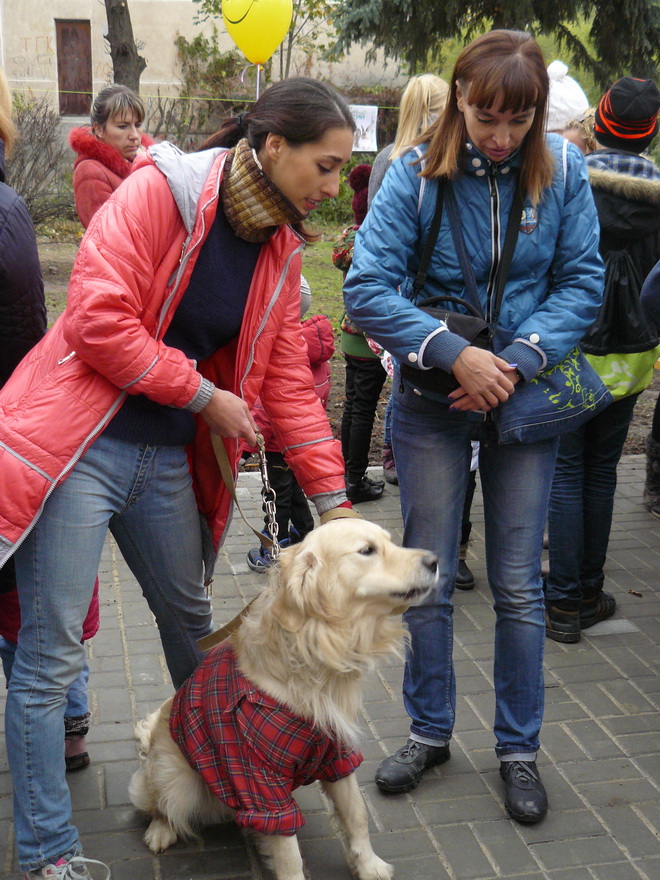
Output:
[144, 141, 225, 234]
[462, 141, 523, 178]
[68, 126, 145, 179]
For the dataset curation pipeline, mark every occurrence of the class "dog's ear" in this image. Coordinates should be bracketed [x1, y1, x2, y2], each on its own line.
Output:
[270, 548, 320, 633]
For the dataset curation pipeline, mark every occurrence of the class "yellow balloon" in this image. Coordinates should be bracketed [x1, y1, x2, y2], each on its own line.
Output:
[223, 0, 293, 65]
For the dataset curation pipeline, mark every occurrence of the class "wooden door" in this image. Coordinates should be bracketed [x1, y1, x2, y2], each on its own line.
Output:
[56, 20, 92, 116]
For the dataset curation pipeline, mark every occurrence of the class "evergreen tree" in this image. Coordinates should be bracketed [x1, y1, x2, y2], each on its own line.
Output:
[332, 0, 660, 88]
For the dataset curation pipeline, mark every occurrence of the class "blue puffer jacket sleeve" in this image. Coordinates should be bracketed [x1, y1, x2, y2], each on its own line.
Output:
[344, 137, 604, 382]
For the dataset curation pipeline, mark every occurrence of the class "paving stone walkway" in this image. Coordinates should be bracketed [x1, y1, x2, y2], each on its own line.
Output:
[1, 455, 658, 880]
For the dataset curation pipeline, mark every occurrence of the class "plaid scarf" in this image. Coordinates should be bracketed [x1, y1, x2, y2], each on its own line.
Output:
[221, 138, 304, 242]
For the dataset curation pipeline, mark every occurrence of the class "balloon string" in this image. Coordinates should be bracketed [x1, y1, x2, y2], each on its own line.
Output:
[240, 63, 262, 99]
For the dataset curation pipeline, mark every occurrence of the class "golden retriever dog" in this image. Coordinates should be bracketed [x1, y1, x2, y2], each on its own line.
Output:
[129, 518, 437, 880]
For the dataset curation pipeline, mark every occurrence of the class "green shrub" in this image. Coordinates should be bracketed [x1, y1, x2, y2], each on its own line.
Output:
[6, 94, 76, 228]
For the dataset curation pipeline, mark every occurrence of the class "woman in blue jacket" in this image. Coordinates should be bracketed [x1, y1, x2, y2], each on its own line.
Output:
[344, 30, 604, 824]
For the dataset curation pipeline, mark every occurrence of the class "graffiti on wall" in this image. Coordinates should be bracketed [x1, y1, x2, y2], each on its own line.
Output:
[8, 34, 55, 79]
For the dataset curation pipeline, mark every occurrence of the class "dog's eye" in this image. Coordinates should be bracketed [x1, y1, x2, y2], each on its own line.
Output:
[358, 544, 376, 556]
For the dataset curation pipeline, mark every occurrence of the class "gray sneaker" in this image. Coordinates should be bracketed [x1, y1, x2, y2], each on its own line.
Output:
[25, 856, 111, 880]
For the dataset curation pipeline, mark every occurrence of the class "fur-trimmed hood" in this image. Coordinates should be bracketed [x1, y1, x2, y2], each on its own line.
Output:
[588, 166, 660, 243]
[588, 166, 660, 207]
[69, 126, 154, 178]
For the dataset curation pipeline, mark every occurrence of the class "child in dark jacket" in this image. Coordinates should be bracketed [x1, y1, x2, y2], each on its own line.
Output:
[245, 277, 335, 570]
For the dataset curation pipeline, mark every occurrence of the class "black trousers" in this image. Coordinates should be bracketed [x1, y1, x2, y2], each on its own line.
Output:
[461, 468, 477, 546]
[261, 450, 314, 540]
[341, 354, 387, 484]
[652, 391, 660, 442]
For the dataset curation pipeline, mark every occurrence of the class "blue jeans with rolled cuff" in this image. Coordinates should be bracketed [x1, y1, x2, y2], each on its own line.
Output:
[392, 377, 558, 758]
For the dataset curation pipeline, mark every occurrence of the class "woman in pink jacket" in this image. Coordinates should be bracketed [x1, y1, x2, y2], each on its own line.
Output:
[69, 84, 155, 227]
[0, 77, 355, 880]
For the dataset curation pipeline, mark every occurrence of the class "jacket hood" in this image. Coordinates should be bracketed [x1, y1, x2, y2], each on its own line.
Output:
[588, 166, 660, 206]
[0, 138, 5, 183]
[137, 141, 228, 234]
[69, 126, 154, 179]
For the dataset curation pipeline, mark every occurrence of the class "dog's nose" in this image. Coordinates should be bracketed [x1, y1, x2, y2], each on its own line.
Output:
[422, 553, 438, 573]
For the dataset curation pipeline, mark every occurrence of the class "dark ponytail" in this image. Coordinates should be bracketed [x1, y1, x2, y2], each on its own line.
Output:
[198, 77, 355, 152]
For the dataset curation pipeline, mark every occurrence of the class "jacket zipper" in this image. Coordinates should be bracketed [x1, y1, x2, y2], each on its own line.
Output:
[486, 166, 501, 323]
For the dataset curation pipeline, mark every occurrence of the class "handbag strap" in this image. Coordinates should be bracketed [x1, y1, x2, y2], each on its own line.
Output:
[412, 181, 482, 317]
[412, 180, 444, 299]
[490, 187, 524, 325]
[412, 174, 524, 325]
[445, 181, 524, 323]
[445, 186, 483, 317]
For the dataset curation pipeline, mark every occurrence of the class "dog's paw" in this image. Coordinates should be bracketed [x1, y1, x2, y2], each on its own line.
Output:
[144, 816, 178, 853]
[354, 854, 394, 880]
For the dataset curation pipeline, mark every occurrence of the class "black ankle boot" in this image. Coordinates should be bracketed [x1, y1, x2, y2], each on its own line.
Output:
[346, 475, 384, 503]
[455, 543, 475, 590]
[376, 739, 450, 794]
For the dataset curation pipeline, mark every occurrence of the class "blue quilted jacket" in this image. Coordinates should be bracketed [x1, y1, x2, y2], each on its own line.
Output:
[344, 134, 604, 383]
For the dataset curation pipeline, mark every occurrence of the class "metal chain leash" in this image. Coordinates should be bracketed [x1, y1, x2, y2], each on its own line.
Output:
[256, 432, 280, 560]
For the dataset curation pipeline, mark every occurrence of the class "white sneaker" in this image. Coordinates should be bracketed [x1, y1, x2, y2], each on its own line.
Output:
[25, 856, 111, 879]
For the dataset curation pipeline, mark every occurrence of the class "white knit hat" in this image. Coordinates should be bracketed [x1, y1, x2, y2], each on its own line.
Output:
[546, 60, 589, 132]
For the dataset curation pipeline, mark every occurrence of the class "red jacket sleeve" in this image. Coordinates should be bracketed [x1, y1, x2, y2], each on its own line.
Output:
[62, 168, 202, 411]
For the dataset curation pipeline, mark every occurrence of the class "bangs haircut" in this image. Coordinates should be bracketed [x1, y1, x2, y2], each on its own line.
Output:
[91, 84, 145, 129]
[418, 30, 554, 205]
[462, 58, 540, 115]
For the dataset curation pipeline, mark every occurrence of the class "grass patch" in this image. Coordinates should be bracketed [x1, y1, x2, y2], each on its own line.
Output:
[301, 236, 346, 331]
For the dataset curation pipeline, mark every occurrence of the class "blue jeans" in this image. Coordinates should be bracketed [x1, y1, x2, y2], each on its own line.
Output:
[392, 382, 558, 757]
[546, 393, 639, 602]
[7, 433, 213, 871]
[1, 636, 89, 717]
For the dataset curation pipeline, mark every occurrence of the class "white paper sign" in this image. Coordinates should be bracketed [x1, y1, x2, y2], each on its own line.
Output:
[349, 105, 378, 151]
